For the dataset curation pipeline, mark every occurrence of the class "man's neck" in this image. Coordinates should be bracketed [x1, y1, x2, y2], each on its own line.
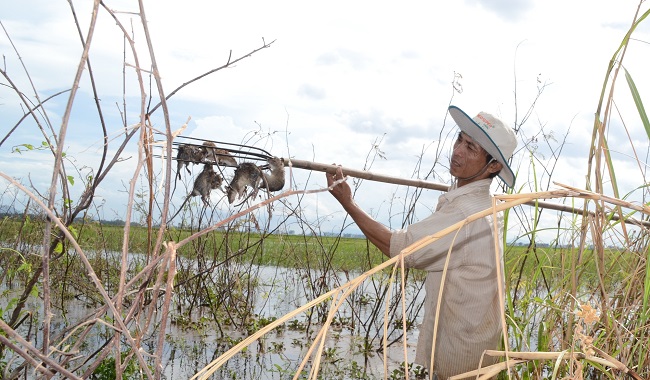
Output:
[452, 177, 492, 190]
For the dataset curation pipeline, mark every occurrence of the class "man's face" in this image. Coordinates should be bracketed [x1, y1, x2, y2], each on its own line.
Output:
[450, 132, 495, 185]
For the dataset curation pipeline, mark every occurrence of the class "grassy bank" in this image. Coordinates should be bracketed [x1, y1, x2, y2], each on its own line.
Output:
[0, 216, 386, 272]
[1, 215, 608, 282]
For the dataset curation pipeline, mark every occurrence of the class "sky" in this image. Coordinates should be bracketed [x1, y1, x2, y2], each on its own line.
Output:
[1, 0, 649, 243]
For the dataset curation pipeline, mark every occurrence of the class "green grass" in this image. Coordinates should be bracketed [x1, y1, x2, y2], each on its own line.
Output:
[0, 217, 386, 272]
[0, 216, 622, 279]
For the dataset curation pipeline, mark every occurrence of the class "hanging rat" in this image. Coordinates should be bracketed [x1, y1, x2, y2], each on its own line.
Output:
[201, 141, 238, 167]
[259, 156, 285, 192]
[168, 164, 224, 222]
[175, 144, 204, 180]
[226, 156, 286, 204]
[226, 162, 262, 205]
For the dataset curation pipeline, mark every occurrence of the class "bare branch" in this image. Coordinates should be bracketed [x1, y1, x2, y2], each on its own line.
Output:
[146, 39, 276, 116]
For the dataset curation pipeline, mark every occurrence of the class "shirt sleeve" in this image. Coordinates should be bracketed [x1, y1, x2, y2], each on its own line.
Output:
[389, 201, 472, 272]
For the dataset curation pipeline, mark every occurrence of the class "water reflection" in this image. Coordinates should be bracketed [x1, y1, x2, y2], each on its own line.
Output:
[161, 264, 423, 379]
[3, 257, 423, 379]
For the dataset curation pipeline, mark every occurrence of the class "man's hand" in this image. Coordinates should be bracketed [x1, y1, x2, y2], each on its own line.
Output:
[326, 165, 352, 205]
[325, 164, 392, 256]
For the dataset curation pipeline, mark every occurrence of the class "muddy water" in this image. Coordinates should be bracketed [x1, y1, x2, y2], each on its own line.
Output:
[161, 264, 423, 379]
[3, 262, 423, 379]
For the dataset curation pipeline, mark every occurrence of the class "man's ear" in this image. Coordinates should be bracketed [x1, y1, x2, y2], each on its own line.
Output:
[488, 160, 503, 175]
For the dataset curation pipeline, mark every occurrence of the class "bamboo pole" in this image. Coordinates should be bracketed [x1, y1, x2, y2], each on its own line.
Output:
[283, 158, 450, 192]
[283, 158, 650, 228]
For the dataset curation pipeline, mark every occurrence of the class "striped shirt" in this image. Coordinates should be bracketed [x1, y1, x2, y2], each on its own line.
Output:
[389, 178, 503, 379]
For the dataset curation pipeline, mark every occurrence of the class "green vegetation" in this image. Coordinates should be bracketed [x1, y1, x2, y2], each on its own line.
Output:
[0, 216, 385, 271]
[2, 215, 617, 282]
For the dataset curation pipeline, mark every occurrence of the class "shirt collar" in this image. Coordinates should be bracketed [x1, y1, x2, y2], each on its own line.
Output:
[441, 178, 492, 203]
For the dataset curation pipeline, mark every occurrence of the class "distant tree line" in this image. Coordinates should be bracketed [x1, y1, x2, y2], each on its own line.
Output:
[0, 211, 129, 227]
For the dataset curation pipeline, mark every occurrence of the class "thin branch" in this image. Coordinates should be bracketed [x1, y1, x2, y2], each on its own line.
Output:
[146, 38, 276, 116]
[0, 325, 77, 379]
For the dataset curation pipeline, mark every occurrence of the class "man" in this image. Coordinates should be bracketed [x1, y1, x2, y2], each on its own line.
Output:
[326, 105, 518, 379]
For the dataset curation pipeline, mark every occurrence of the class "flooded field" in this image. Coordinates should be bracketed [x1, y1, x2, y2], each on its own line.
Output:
[3, 255, 424, 379]
[159, 264, 423, 379]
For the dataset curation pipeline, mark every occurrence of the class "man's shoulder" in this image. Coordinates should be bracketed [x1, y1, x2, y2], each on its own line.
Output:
[444, 182, 493, 213]
[446, 180, 492, 199]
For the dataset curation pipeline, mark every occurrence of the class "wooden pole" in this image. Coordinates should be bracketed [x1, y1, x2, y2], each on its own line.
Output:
[282, 157, 650, 228]
[283, 158, 450, 192]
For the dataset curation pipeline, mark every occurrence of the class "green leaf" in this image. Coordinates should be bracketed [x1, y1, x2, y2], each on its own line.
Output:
[601, 134, 620, 198]
[54, 242, 63, 254]
[29, 284, 39, 298]
[17, 261, 32, 274]
[11, 144, 34, 154]
[67, 176, 74, 185]
[624, 67, 650, 139]
[69, 225, 79, 240]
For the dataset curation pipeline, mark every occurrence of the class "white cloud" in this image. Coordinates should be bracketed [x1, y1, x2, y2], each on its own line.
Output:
[464, 0, 535, 21]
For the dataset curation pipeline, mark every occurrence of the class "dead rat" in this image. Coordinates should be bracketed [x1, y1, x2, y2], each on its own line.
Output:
[175, 144, 204, 180]
[226, 162, 262, 204]
[226, 157, 286, 205]
[259, 156, 285, 192]
[201, 141, 238, 167]
[169, 164, 224, 222]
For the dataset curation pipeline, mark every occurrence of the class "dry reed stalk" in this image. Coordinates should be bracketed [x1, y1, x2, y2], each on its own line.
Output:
[154, 242, 178, 377]
[555, 182, 650, 214]
[448, 348, 647, 380]
[398, 256, 411, 380]
[429, 226, 464, 372]
[378, 257, 412, 380]
[113, 108, 149, 376]
[381, 263, 399, 379]
[447, 358, 526, 380]
[38, 0, 101, 363]
[291, 291, 340, 379]
[486, 350, 624, 371]
[492, 197, 511, 378]
[0, 320, 80, 379]
[307, 292, 343, 379]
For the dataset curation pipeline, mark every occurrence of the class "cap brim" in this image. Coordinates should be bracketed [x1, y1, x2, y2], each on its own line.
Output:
[449, 106, 516, 188]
